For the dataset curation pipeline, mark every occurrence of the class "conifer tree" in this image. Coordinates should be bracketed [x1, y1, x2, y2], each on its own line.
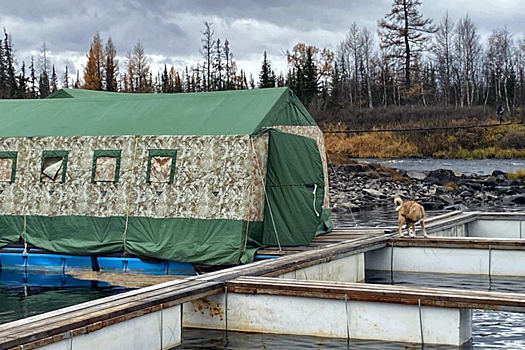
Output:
[16, 61, 28, 99]
[29, 56, 38, 98]
[63, 66, 69, 88]
[84, 32, 104, 90]
[50, 64, 58, 93]
[3, 29, 17, 98]
[104, 36, 119, 91]
[258, 51, 276, 88]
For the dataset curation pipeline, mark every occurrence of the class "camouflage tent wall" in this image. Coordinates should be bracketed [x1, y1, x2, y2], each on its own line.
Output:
[0, 88, 331, 265]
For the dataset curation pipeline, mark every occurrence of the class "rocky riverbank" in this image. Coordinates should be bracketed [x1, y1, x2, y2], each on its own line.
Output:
[329, 162, 525, 212]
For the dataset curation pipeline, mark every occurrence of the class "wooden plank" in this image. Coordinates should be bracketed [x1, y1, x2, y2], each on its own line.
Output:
[226, 277, 525, 313]
[0, 279, 218, 338]
[0, 282, 223, 349]
[391, 237, 525, 250]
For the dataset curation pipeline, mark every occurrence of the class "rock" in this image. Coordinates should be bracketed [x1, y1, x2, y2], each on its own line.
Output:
[464, 182, 482, 191]
[510, 195, 525, 205]
[334, 202, 361, 211]
[426, 169, 459, 185]
[492, 170, 507, 177]
[405, 170, 427, 180]
[421, 202, 444, 210]
[438, 194, 454, 205]
[328, 162, 525, 213]
[423, 176, 440, 185]
[363, 188, 383, 197]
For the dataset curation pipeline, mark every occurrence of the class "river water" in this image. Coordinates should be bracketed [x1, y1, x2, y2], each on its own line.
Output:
[0, 159, 524, 349]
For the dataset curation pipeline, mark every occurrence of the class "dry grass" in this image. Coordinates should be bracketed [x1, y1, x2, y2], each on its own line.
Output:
[325, 131, 419, 161]
[323, 120, 525, 160]
[508, 169, 525, 180]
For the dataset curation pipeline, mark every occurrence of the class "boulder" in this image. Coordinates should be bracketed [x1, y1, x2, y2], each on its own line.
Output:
[363, 188, 383, 197]
[426, 169, 459, 185]
[405, 170, 427, 180]
[492, 170, 507, 177]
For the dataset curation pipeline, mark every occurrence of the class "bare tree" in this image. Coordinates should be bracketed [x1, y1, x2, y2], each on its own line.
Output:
[360, 27, 375, 108]
[432, 12, 455, 105]
[378, 0, 436, 90]
[454, 15, 482, 107]
[200, 22, 214, 91]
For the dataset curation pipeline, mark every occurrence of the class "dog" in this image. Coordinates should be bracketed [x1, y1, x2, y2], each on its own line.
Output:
[394, 197, 428, 238]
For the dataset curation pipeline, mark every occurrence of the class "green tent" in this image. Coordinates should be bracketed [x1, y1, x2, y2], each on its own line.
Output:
[0, 88, 331, 265]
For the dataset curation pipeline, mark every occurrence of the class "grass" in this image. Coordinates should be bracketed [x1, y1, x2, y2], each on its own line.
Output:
[508, 169, 525, 180]
[322, 114, 525, 162]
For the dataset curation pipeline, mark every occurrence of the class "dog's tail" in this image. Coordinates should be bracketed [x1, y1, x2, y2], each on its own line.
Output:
[394, 197, 403, 211]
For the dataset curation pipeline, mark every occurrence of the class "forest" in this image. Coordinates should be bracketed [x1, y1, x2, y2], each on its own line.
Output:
[1, 0, 524, 158]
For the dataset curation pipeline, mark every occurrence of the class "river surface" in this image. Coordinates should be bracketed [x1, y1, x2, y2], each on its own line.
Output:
[354, 158, 524, 176]
[0, 159, 524, 349]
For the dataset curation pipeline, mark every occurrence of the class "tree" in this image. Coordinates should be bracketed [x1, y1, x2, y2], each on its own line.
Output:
[83, 32, 104, 90]
[50, 64, 58, 93]
[38, 43, 51, 98]
[29, 56, 37, 98]
[258, 51, 276, 88]
[433, 12, 455, 105]
[486, 27, 514, 110]
[3, 29, 16, 98]
[16, 61, 28, 99]
[360, 27, 375, 108]
[125, 41, 152, 93]
[286, 43, 333, 104]
[378, 0, 436, 90]
[224, 39, 232, 90]
[453, 15, 482, 107]
[200, 22, 215, 91]
[104, 36, 119, 92]
[63, 66, 69, 89]
[213, 38, 224, 90]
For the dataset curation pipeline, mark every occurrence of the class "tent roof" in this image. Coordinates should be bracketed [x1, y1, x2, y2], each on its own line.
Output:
[0, 88, 315, 138]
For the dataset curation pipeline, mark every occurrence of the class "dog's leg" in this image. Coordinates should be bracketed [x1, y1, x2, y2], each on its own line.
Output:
[421, 220, 428, 238]
[398, 218, 405, 238]
[409, 223, 416, 238]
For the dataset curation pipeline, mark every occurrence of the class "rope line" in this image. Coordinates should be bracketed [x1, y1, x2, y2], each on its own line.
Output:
[323, 121, 516, 134]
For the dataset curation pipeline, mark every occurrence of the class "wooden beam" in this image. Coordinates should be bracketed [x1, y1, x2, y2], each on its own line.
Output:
[226, 277, 525, 313]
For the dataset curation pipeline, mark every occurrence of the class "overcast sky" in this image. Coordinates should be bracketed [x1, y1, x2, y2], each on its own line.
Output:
[1, 0, 524, 84]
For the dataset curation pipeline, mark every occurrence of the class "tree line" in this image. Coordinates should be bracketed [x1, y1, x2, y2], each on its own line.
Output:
[1, 0, 525, 118]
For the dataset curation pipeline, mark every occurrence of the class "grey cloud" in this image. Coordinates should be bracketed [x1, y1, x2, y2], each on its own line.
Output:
[1, 0, 524, 81]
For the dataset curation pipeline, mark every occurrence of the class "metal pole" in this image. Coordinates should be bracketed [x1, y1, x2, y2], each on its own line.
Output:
[345, 294, 350, 343]
[224, 285, 229, 347]
[160, 304, 163, 350]
[488, 245, 492, 288]
[418, 299, 425, 347]
[390, 242, 395, 284]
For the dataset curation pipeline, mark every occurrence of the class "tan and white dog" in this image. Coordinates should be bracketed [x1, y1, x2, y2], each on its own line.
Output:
[394, 197, 428, 238]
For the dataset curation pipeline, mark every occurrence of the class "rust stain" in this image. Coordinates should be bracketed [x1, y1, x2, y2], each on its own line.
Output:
[190, 298, 224, 321]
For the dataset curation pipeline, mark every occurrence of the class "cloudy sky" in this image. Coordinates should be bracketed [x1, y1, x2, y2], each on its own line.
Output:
[1, 0, 524, 84]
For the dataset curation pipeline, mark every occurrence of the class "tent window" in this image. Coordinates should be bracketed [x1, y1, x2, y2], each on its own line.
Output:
[41, 151, 68, 183]
[92, 150, 121, 183]
[146, 150, 177, 184]
[0, 151, 17, 183]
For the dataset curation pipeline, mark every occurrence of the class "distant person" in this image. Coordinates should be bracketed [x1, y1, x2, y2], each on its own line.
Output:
[497, 105, 504, 123]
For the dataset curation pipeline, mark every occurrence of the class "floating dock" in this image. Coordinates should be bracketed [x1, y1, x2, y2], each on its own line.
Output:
[2, 211, 525, 349]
